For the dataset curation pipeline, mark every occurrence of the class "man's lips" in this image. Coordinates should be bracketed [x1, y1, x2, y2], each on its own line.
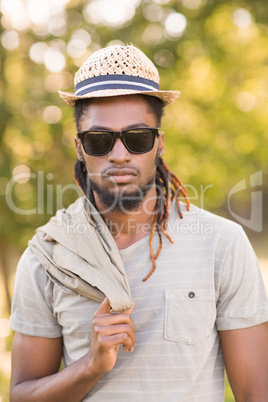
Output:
[103, 168, 138, 184]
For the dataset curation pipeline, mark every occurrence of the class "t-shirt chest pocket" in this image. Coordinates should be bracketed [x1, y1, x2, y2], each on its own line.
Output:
[164, 289, 215, 345]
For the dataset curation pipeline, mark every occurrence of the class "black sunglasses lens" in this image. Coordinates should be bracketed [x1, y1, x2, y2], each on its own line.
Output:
[124, 129, 155, 153]
[80, 128, 157, 155]
[82, 132, 113, 155]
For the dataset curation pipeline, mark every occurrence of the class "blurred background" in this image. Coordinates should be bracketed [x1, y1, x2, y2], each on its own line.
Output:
[0, 0, 268, 400]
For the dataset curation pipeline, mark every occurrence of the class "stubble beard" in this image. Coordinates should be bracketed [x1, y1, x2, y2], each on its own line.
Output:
[88, 175, 155, 213]
[84, 153, 159, 213]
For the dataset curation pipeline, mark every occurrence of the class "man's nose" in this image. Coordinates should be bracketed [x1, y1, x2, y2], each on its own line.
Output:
[108, 138, 131, 163]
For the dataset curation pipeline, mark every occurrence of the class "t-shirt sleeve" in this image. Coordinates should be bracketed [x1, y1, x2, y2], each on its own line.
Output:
[10, 247, 62, 338]
[216, 225, 268, 331]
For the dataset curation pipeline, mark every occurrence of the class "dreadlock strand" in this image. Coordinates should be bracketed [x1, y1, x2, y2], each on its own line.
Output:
[143, 158, 189, 279]
[156, 159, 171, 230]
[163, 161, 190, 212]
[176, 199, 184, 219]
[154, 225, 163, 260]
[74, 159, 96, 206]
[159, 225, 174, 244]
[143, 221, 157, 282]
[155, 176, 165, 222]
[74, 159, 87, 194]
[149, 187, 163, 261]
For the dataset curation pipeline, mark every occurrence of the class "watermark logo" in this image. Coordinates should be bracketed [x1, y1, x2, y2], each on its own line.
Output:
[4, 170, 212, 217]
[228, 170, 262, 232]
[4, 169, 263, 233]
[65, 216, 214, 239]
[5, 171, 83, 215]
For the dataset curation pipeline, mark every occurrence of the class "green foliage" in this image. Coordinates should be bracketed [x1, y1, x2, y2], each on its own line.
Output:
[0, 369, 10, 402]
[225, 373, 235, 401]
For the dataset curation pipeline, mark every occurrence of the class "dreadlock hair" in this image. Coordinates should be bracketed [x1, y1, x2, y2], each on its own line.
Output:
[73, 95, 190, 281]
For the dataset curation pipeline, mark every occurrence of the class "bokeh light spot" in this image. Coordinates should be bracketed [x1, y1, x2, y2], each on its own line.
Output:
[13, 181, 34, 201]
[235, 134, 257, 154]
[41, 105, 62, 124]
[1, 30, 19, 51]
[258, 78, 268, 97]
[44, 72, 73, 93]
[12, 165, 31, 184]
[165, 12, 187, 38]
[236, 91, 255, 112]
[0, 319, 10, 338]
[83, 0, 140, 28]
[44, 48, 65, 73]
[27, 0, 50, 25]
[143, 24, 164, 45]
[233, 8, 252, 29]
[67, 29, 92, 58]
[29, 42, 48, 64]
[154, 49, 174, 67]
[27, 141, 45, 160]
[153, 0, 170, 4]
[50, 15, 66, 36]
[21, 101, 39, 119]
[143, 4, 163, 22]
[182, 0, 203, 10]
[107, 40, 125, 47]
[11, 135, 30, 157]
[1, 0, 30, 31]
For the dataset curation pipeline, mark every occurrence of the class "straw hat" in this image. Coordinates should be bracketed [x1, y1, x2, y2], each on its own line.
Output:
[58, 44, 180, 106]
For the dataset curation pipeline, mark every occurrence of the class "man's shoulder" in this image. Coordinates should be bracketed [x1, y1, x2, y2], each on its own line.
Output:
[16, 246, 47, 281]
[170, 201, 244, 240]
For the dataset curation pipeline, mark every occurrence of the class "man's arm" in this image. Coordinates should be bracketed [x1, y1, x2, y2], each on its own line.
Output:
[220, 322, 268, 402]
[10, 298, 135, 402]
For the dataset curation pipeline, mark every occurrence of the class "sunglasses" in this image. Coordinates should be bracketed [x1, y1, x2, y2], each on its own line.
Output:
[77, 127, 159, 156]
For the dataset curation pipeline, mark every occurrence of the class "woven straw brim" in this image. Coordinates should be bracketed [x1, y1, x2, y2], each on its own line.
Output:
[58, 88, 180, 106]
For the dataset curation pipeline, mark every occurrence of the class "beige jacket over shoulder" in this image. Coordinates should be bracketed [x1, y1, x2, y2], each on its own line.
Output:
[28, 197, 133, 312]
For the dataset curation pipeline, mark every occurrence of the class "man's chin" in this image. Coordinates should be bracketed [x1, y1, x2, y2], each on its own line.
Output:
[106, 183, 142, 193]
[90, 179, 155, 213]
[97, 192, 145, 213]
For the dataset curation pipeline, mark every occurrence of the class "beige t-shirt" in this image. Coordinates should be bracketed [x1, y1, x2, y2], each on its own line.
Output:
[10, 203, 268, 401]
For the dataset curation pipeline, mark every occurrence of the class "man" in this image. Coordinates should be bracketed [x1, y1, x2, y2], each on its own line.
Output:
[10, 45, 268, 401]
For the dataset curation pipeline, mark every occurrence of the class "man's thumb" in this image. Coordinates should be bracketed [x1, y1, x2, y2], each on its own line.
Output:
[96, 297, 111, 314]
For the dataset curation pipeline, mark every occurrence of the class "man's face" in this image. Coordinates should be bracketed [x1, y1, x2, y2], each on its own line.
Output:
[75, 95, 164, 213]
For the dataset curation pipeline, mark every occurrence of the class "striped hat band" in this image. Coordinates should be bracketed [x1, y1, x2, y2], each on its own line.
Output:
[58, 44, 180, 106]
[75, 74, 160, 96]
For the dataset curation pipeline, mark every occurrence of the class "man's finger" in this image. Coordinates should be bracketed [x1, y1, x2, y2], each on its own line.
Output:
[95, 297, 111, 315]
[95, 298, 135, 317]
[125, 303, 135, 315]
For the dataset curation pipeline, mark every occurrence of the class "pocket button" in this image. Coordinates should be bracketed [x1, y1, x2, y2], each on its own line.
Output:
[188, 291, 195, 298]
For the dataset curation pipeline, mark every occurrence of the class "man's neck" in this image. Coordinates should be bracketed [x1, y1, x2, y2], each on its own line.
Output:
[93, 187, 157, 250]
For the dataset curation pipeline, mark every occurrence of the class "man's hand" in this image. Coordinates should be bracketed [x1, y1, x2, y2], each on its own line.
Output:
[10, 298, 135, 402]
[88, 297, 135, 375]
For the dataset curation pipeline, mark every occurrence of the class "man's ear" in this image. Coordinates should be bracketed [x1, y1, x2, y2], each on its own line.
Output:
[75, 138, 84, 161]
[158, 131, 164, 157]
